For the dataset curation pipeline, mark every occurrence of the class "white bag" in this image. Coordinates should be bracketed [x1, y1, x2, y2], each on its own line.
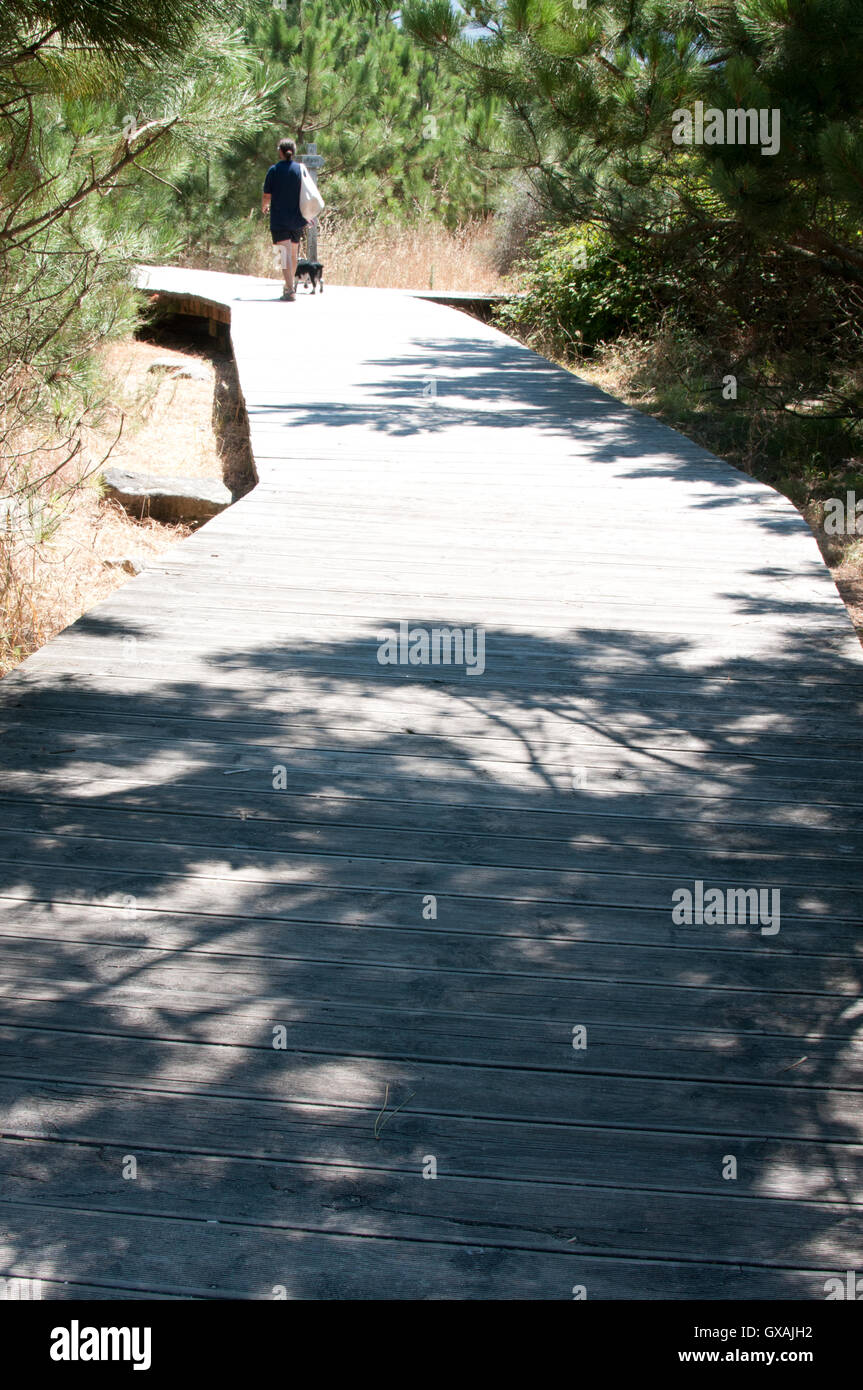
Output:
[299, 163, 325, 221]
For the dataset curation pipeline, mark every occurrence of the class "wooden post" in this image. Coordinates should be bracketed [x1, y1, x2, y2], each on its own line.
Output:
[302, 142, 325, 262]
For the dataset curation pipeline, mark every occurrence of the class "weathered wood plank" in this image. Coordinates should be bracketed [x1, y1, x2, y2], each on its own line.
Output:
[0, 830, 858, 919]
[0, 991, 860, 1087]
[0, 938, 859, 1050]
[8, 705, 861, 769]
[0, 1200, 832, 1298]
[2, 1022, 862, 1142]
[3, 736, 863, 817]
[3, 1138, 861, 1270]
[3, 674, 862, 739]
[3, 795, 861, 883]
[1, 891, 859, 993]
[2, 782, 862, 863]
[3, 888, 860, 956]
[4, 1077, 859, 1204]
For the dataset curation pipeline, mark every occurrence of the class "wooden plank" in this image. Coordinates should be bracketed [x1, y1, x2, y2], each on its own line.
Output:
[4, 1078, 859, 1204]
[3, 773, 860, 854]
[3, 672, 861, 734]
[9, 1021, 859, 1144]
[1, 796, 860, 889]
[1, 882, 859, 982]
[3, 740, 862, 817]
[1, 831, 859, 919]
[3, 1137, 861, 1270]
[6, 696, 863, 765]
[5, 645, 860, 698]
[16, 637, 863, 684]
[0, 990, 860, 1087]
[1, 979, 861, 1095]
[72, 577, 856, 624]
[2, 868, 852, 962]
[9, 700, 862, 764]
[2, 882, 859, 958]
[0, 1200, 832, 1299]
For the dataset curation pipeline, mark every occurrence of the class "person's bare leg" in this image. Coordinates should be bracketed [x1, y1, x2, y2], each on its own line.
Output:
[289, 240, 299, 290]
[277, 240, 293, 293]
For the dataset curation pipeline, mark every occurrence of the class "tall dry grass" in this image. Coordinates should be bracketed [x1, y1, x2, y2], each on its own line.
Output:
[240, 215, 506, 292]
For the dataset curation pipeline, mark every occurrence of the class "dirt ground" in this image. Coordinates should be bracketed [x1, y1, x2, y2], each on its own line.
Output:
[1, 328, 252, 676]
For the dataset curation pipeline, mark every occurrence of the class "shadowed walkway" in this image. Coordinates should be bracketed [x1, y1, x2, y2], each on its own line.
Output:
[0, 266, 861, 1299]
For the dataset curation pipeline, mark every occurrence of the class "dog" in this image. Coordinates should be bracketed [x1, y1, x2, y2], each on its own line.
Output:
[294, 260, 324, 294]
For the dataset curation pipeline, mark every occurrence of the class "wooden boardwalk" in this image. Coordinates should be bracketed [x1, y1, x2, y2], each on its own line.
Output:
[1, 265, 862, 1299]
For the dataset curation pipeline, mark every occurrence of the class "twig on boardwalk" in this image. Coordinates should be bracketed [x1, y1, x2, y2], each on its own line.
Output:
[374, 1084, 416, 1140]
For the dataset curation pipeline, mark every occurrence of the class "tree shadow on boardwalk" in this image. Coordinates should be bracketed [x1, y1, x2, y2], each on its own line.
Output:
[0, 603, 862, 1299]
[244, 329, 831, 567]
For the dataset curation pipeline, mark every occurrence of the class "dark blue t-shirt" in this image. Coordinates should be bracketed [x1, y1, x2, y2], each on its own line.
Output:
[263, 160, 305, 231]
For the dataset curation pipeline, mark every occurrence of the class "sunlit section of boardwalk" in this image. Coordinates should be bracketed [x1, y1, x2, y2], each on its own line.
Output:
[0, 265, 861, 1299]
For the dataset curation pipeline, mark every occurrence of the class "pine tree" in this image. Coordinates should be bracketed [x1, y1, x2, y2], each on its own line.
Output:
[401, 0, 863, 285]
[175, 0, 500, 253]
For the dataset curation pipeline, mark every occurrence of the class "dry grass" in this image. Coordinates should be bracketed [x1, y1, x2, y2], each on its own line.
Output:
[1, 334, 249, 677]
[240, 215, 506, 292]
[1, 495, 189, 675]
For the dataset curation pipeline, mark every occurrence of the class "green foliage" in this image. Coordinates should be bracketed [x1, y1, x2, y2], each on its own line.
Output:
[1, 0, 246, 60]
[496, 226, 661, 353]
[402, 0, 863, 287]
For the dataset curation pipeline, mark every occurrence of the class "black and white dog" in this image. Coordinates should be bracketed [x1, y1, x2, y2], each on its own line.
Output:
[295, 260, 324, 293]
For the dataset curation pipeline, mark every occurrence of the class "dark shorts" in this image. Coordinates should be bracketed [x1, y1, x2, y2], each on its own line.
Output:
[271, 226, 304, 244]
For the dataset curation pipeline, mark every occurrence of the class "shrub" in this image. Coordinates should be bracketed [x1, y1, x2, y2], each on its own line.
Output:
[495, 227, 663, 357]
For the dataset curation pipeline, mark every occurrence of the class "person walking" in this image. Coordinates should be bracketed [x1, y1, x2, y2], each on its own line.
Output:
[262, 137, 306, 302]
